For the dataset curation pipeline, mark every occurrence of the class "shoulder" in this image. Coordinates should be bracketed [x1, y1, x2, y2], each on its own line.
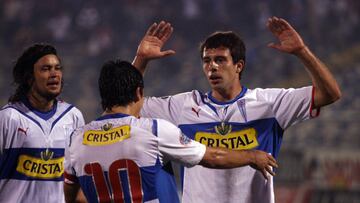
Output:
[246, 87, 289, 99]
[246, 86, 313, 102]
[57, 100, 84, 117]
[0, 102, 25, 122]
[155, 118, 180, 134]
[145, 90, 196, 101]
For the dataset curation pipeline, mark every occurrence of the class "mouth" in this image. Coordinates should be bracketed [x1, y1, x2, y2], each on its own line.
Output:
[47, 81, 60, 89]
[209, 75, 222, 84]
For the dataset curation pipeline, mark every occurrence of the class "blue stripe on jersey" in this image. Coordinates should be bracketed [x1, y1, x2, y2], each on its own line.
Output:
[22, 98, 58, 121]
[156, 160, 180, 203]
[79, 164, 160, 203]
[207, 86, 248, 105]
[50, 104, 74, 131]
[178, 117, 284, 158]
[1, 106, 44, 132]
[0, 148, 64, 181]
[152, 119, 158, 137]
[198, 91, 218, 115]
[95, 113, 131, 121]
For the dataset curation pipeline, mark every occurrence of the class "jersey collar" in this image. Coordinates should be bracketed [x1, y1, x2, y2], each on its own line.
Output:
[207, 86, 247, 105]
[96, 113, 131, 121]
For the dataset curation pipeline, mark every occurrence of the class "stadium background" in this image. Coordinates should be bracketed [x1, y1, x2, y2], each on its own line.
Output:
[0, 0, 359, 202]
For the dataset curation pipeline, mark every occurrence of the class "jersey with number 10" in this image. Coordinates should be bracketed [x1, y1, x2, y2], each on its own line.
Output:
[64, 113, 206, 203]
[141, 86, 319, 203]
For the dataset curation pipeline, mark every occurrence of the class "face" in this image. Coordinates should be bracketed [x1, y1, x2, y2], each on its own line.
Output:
[202, 47, 243, 93]
[30, 54, 62, 101]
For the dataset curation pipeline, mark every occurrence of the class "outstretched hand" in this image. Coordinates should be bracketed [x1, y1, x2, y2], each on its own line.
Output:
[267, 16, 306, 54]
[135, 21, 175, 61]
[250, 150, 278, 180]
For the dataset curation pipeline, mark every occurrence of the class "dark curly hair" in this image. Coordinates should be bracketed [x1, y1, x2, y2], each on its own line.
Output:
[9, 43, 58, 103]
[199, 31, 246, 79]
[99, 60, 144, 110]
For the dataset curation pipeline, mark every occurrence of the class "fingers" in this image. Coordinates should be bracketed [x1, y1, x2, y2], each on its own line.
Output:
[146, 21, 173, 40]
[261, 165, 275, 180]
[266, 166, 276, 177]
[160, 49, 176, 57]
[266, 16, 291, 34]
[261, 169, 268, 180]
[267, 154, 278, 168]
[146, 23, 158, 36]
[160, 26, 173, 42]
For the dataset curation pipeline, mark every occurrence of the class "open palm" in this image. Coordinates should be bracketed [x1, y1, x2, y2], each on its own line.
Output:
[267, 17, 305, 54]
[136, 21, 175, 60]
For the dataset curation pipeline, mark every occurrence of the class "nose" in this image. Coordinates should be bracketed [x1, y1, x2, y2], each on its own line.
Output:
[49, 67, 61, 77]
[209, 61, 219, 71]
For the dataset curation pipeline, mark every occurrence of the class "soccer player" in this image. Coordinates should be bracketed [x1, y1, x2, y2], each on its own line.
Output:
[63, 60, 278, 203]
[132, 17, 341, 202]
[0, 44, 85, 202]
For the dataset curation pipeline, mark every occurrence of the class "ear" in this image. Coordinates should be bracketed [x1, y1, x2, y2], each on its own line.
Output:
[235, 60, 244, 73]
[135, 87, 144, 101]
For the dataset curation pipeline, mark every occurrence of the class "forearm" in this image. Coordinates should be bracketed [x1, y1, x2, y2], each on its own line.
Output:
[295, 47, 341, 108]
[200, 147, 254, 169]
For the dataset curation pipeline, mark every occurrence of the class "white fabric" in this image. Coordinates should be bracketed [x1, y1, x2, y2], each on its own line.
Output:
[141, 86, 316, 203]
[0, 101, 84, 203]
[64, 114, 205, 202]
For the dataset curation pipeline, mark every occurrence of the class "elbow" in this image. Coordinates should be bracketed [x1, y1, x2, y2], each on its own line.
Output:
[317, 86, 342, 107]
[333, 88, 342, 102]
[329, 86, 342, 103]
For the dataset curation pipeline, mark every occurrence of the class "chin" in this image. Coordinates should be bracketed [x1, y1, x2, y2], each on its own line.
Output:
[43, 91, 61, 101]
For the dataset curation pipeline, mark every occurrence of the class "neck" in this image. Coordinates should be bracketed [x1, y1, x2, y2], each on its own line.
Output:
[27, 92, 54, 112]
[211, 85, 243, 102]
[103, 104, 139, 118]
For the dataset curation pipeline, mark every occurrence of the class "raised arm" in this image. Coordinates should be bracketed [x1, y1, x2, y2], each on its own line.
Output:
[200, 148, 278, 179]
[132, 21, 175, 75]
[266, 16, 341, 108]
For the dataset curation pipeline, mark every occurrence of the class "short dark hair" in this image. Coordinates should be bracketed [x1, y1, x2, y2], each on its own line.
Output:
[99, 60, 144, 110]
[199, 31, 246, 79]
[9, 43, 58, 103]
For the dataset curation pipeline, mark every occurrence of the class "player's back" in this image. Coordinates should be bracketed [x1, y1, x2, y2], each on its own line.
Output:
[66, 113, 164, 203]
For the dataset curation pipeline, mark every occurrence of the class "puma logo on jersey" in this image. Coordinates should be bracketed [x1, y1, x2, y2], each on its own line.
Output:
[191, 107, 201, 117]
[17, 127, 28, 136]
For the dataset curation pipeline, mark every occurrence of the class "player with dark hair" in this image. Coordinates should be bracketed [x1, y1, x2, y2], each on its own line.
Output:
[0, 44, 84, 202]
[63, 60, 277, 203]
[132, 17, 341, 202]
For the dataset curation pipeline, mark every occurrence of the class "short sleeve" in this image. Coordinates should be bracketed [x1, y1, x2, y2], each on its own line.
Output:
[72, 107, 85, 128]
[64, 130, 79, 184]
[156, 119, 206, 168]
[141, 92, 190, 124]
[0, 108, 23, 155]
[259, 86, 318, 129]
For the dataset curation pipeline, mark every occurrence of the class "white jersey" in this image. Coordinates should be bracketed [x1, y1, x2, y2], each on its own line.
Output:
[0, 100, 84, 203]
[64, 113, 206, 203]
[141, 86, 319, 203]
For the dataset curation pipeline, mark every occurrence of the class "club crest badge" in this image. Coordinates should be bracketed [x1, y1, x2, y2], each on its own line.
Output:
[215, 122, 232, 135]
[102, 123, 113, 131]
[40, 149, 54, 161]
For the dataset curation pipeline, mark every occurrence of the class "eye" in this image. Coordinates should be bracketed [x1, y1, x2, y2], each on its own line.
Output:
[55, 65, 63, 71]
[202, 58, 210, 64]
[215, 57, 226, 64]
[41, 66, 50, 71]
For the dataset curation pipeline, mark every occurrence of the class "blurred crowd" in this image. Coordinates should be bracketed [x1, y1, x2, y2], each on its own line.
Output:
[0, 0, 359, 200]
